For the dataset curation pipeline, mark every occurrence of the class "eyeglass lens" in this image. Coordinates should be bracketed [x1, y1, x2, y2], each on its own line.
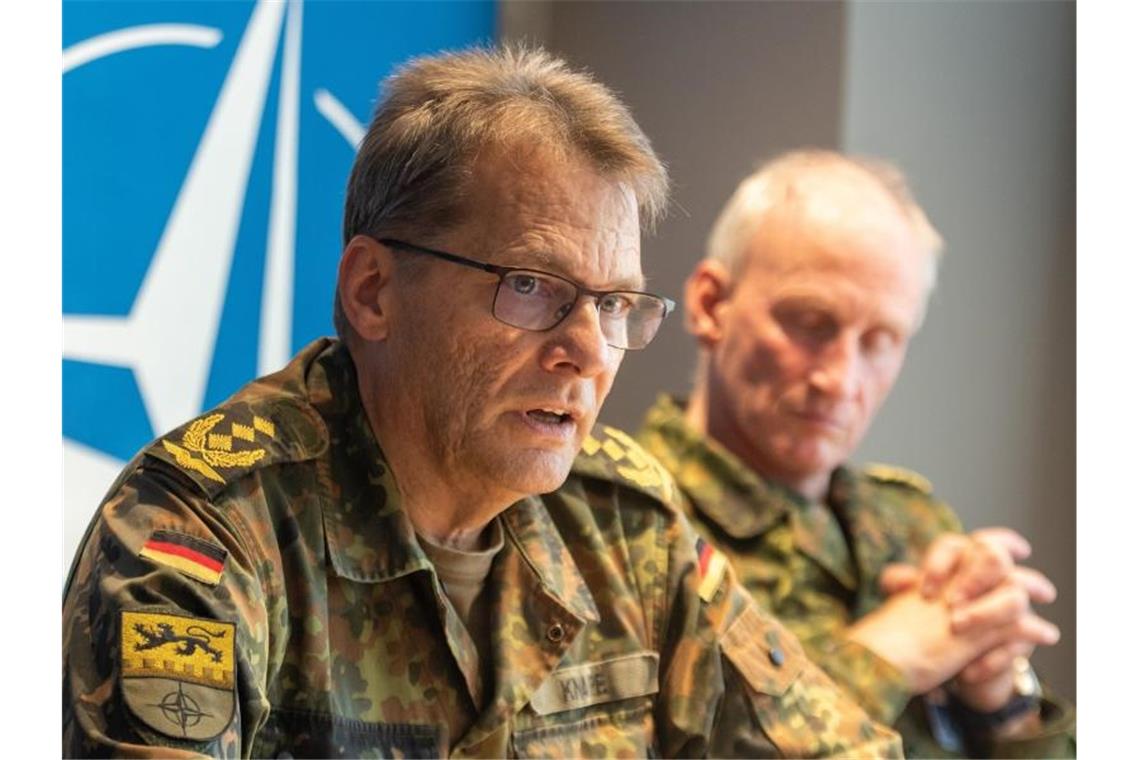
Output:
[493, 270, 665, 350]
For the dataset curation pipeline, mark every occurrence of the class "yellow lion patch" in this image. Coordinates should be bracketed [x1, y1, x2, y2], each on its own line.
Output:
[119, 611, 236, 740]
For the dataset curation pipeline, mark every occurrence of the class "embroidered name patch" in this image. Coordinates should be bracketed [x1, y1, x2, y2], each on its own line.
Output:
[529, 652, 659, 716]
[696, 536, 728, 602]
[120, 610, 236, 740]
[139, 531, 227, 586]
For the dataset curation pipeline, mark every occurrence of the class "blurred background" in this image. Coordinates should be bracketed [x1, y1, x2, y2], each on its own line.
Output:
[63, 0, 1074, 701]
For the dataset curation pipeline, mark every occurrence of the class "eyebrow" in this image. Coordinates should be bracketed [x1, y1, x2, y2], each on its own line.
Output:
[774, 292, 912, 335]
[498, 250, 647, 292]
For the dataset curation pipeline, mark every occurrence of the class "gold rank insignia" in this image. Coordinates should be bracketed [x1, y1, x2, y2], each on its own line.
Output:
[580, 425, 681, 505]
[162, 412, 275, 484]
[863, 462, 934, 494]
[119, 611, 235, 741]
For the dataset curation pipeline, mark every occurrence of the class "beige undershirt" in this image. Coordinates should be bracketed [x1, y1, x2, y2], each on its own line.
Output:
[417, 519, 504, 724]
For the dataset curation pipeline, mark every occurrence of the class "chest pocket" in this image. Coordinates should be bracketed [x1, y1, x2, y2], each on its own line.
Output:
[722, 605, 880, 757]
[512, 652, 659, 758]
[251, 708, 442, 758]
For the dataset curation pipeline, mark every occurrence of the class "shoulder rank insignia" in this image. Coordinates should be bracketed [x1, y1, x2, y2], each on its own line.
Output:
[139, 530, 227, 586]
[119, 610, 235, 741]
[577, 425, 682, 506]
[162, 411, 276, 485]
[147, 399, 328, 496]
[863, 462, 934, 494]
[695, 536, 728, 602]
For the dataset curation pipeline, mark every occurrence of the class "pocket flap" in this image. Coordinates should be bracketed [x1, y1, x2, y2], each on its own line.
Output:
[722, 605, 805, 696]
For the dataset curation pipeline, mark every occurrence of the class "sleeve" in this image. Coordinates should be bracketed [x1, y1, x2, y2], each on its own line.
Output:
[987, 688, 1076, 759]
[808, 638, 914, 727]
[63, 459, 274, 758]
[653, 512, 903, 758]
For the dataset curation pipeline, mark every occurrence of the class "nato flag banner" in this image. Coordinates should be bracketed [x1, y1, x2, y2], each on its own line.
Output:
[63, 0, 495, 568]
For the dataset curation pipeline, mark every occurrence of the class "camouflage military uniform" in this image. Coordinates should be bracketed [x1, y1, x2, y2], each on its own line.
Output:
[637, 394, 1076, 759]
[63, 339, 901, 758]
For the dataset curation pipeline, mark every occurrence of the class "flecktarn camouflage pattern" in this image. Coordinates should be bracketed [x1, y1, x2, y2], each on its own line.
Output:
[63, 339, 901, 757]
[637, 393, 1077, 758]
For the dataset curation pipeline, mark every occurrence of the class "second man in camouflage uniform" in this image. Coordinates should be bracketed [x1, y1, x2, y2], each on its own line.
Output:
[637, 150, 1076, 757]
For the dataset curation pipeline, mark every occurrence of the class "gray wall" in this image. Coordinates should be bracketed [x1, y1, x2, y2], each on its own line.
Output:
[843, 0, 1075, 705]
[502, 0, 1075, 701]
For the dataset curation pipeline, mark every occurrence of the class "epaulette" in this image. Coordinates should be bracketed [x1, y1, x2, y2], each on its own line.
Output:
[862, 462, 934, 495]
[144, 396, 328, 498]
[572, 424, 683, 508]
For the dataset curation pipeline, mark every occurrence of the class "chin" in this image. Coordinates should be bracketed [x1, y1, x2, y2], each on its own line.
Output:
[778, 438, 847, 477]
[495, 447, 577, 496]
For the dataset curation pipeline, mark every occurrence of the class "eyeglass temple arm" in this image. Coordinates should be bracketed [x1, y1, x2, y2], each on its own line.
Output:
[378, 238, 499, 275]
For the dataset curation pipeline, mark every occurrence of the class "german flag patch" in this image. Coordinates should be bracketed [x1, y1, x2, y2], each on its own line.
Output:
[696, 537, 728, 602]
[139, 531, 227, 586]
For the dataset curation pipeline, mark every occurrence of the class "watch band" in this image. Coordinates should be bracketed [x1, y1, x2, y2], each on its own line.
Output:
[950, 691, 1040, 730]
[945, 657, 1043, 752]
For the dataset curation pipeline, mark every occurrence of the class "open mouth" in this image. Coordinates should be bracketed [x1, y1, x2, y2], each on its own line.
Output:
[526, 408, 573, 426]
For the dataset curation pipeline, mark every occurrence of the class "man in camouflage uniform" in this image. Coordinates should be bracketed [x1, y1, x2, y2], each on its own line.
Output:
[637, 150, 1076, 757]
[63, 50, 899, 757]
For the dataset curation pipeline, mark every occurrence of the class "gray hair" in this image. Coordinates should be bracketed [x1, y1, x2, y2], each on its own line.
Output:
[705, 149, 943, 291]
[335, 45, 669, 339]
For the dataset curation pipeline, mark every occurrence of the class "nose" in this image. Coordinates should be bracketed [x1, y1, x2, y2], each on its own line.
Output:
[539, 297, 613, 378]
[807, 333, 860, 399]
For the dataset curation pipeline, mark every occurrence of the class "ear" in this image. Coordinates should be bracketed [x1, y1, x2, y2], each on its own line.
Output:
[337, 235, 397, 342]
[684, 259, 733, 349]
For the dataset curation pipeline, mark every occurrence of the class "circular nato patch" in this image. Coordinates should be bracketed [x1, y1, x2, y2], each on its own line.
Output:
[119, 610, 236, 740]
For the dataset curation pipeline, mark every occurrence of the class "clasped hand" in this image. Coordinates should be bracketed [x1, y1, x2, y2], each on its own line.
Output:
[848, 527, 1059, 712]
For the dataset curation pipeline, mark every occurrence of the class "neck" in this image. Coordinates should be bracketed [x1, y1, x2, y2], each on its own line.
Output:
[355, 363, 515, 552]
[688, 369, 832, 504]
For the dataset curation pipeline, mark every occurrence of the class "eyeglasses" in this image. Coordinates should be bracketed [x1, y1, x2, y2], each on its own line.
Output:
[377, 237, 674, 350]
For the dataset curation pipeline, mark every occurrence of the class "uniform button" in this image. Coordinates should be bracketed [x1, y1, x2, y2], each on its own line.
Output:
[547, 623, 565, 642]
[769, 647, 785, 667]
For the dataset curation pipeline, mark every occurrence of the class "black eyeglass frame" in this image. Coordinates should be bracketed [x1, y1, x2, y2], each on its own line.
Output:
[375, 237, 675, 350]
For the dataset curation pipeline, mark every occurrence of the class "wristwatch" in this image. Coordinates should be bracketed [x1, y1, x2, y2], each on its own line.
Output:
[950, 657, 1043, 733]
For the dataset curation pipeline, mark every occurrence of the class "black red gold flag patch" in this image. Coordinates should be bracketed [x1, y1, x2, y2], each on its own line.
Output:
[139, 530, 227, 586]
[695, 537, 728, 602]
[119, 610, 235, 740]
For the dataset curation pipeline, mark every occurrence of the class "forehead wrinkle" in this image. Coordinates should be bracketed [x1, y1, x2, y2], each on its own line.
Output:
[470, 148, 643, 290]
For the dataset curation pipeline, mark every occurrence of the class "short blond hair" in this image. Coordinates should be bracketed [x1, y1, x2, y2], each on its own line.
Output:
[706, 149, 943, 290]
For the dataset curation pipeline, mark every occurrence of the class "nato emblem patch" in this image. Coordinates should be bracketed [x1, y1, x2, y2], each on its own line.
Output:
[120, 611, 236, 740]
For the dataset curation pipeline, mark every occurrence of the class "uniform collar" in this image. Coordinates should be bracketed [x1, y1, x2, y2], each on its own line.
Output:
[305, 340, 598, 624]
[637, 394, 797, 540]
[303, 339, 432, 583]
[501, 494, 600, 624]
[638, 394, 870, 590]
[829, 465, 912, 608]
